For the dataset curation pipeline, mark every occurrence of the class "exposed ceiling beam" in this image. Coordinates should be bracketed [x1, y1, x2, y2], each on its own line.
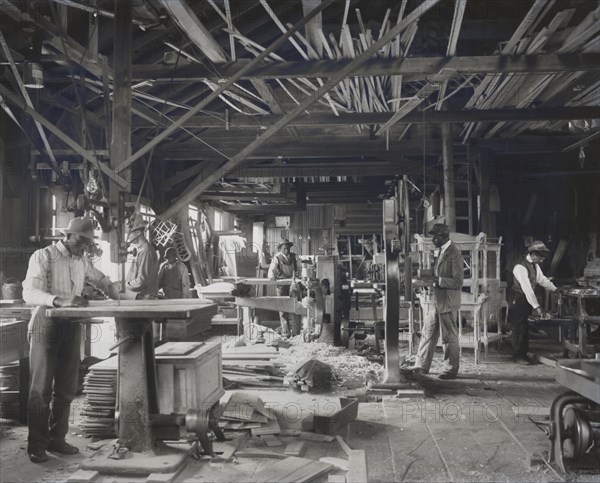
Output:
[114, 0, 335, 175]
[160, 0, 443, 219]
[134, 106, 600, 129]
[220, 204, 304, 212]
[225, 162, 414, 178]
[130, 53, 600, 81]
[1, 86, 128, 188]
[0, 29, 60, 175]
[157, 0, 227, 63]
[155, 135, 586, 160]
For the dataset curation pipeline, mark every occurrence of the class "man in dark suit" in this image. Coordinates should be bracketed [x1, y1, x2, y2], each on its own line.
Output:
[408, 224, 464, 379]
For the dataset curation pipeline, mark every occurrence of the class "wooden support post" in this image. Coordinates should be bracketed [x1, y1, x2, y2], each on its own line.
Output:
[109, 0, 132, 263]
[442, 122, 456, 231]
[479, 148, 491, 236]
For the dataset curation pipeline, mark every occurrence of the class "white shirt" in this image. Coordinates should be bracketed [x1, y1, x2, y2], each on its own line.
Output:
[434, 239, 452, 284]
[513, 254, 557, 310]
[23, 241, 113, 307]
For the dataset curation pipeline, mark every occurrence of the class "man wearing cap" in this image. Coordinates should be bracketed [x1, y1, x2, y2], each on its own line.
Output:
[408, 223, 464, 379]
[22, 217, 120, 463]
[507, 240, 557, 365]
[158, 247, 192, 299]
[268, 239, 302, 338]
[125, 214, 159, 299]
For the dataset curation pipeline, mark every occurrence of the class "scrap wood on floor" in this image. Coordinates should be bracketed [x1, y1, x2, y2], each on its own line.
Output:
[222, 342, 286, 388]
[219, 391, 282, 433]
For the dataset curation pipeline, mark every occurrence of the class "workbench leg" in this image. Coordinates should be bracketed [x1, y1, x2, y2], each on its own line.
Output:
[115, 318, 159, 452]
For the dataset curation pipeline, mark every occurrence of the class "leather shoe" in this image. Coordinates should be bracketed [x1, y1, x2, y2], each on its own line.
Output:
[403, 366, 429, 375]
[29, 449, 49, 463]
[48, 441, 79, 455]
[438, 372, 458, 380]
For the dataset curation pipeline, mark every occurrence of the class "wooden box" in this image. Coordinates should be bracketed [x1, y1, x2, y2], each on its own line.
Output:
[155, 341, 224, 414]
[162, 303, 218, 340]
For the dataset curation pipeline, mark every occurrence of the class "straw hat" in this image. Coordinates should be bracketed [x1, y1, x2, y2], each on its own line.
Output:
[62, 217, 95, 240]
[278, 238, 294, 249]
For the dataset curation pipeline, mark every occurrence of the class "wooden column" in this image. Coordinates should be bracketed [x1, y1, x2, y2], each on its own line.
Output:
[109, 0, 132, 263]
[442, 122, 456, 231]
[479, 148, 491, 236]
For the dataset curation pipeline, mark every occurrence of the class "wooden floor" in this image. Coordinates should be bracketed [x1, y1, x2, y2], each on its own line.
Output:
[0, 333, 598, 482]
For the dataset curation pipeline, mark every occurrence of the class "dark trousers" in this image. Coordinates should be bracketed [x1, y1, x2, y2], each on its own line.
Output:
[507, 292, 532, 357]
[276, 285, 301, 337]
[28, 316, 81, 453]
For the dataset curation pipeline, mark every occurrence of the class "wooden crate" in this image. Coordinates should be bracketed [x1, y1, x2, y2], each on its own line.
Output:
[155, 342, 224, 414]
[162, 314, 212, 339]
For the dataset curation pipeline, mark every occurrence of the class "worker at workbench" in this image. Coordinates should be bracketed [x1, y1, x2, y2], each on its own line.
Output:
[158, 247, 191, 298]
[268, 238, 302, 338]
[22, 217, 120, 464]
[125, 214, 159, 299]
[407, 223, 464, 379]
[508, 240, 557, 365]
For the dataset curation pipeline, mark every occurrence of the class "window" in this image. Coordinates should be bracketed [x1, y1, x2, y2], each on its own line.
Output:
[252, 222, 264, 253]
[188, 205, 200, 253]
[138, 204, 155, 224]
[51, 194, 57, 235]
[214, 210, 223, 231]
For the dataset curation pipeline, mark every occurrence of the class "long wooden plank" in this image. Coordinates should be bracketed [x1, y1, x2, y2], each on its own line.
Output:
[253, 457, 314, 482]
[46, 301, 217, 319]
[281, 461, 333, 482]
[346, 449, 368, 483]
[161, 0, 442, 219]
[157, 0, 227, 63]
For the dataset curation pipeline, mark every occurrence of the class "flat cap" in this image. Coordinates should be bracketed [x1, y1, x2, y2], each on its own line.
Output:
[428, 223, 450, 236]
[528, 240, 551, 253]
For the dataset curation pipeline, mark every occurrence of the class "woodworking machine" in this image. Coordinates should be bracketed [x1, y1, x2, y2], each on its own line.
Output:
[548, 358, 600, 474]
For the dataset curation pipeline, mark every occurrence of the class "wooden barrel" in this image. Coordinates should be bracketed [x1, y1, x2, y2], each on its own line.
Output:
[1, 278, 22, 300]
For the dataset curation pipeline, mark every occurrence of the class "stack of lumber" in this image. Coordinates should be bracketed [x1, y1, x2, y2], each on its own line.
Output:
[79, 357, 117, 438]
[284, 358, 332, 392]
[219, 392, 281, 436]
[222, 345, 285, 387]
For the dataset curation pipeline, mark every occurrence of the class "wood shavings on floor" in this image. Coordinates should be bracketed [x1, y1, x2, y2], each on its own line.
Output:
[277, 338, 384, 389]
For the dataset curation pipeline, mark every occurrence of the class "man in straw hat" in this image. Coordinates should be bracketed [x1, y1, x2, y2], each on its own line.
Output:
[22, 217, 120, 463]
[507, 240, 557, 365]
[268, 239, 302, 338]
[125, 213, 159, 299]
[406, 223, 464, 380]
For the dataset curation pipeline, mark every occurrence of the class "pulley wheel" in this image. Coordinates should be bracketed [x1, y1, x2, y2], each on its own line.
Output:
[562, 406, 592, 461]
[340, 318, 350, 348]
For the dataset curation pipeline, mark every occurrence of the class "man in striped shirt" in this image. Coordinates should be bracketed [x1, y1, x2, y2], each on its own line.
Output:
[23, 217, 119, 463]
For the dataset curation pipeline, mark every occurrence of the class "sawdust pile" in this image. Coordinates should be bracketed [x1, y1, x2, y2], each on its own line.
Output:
[277, 337, 384, 389]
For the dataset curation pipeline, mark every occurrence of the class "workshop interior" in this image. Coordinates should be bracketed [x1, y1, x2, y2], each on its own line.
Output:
[0, 0, 599, 481]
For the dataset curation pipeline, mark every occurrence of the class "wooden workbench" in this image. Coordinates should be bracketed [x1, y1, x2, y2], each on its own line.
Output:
[46, 298, 217, 320]
[46, 299, 218, 457]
